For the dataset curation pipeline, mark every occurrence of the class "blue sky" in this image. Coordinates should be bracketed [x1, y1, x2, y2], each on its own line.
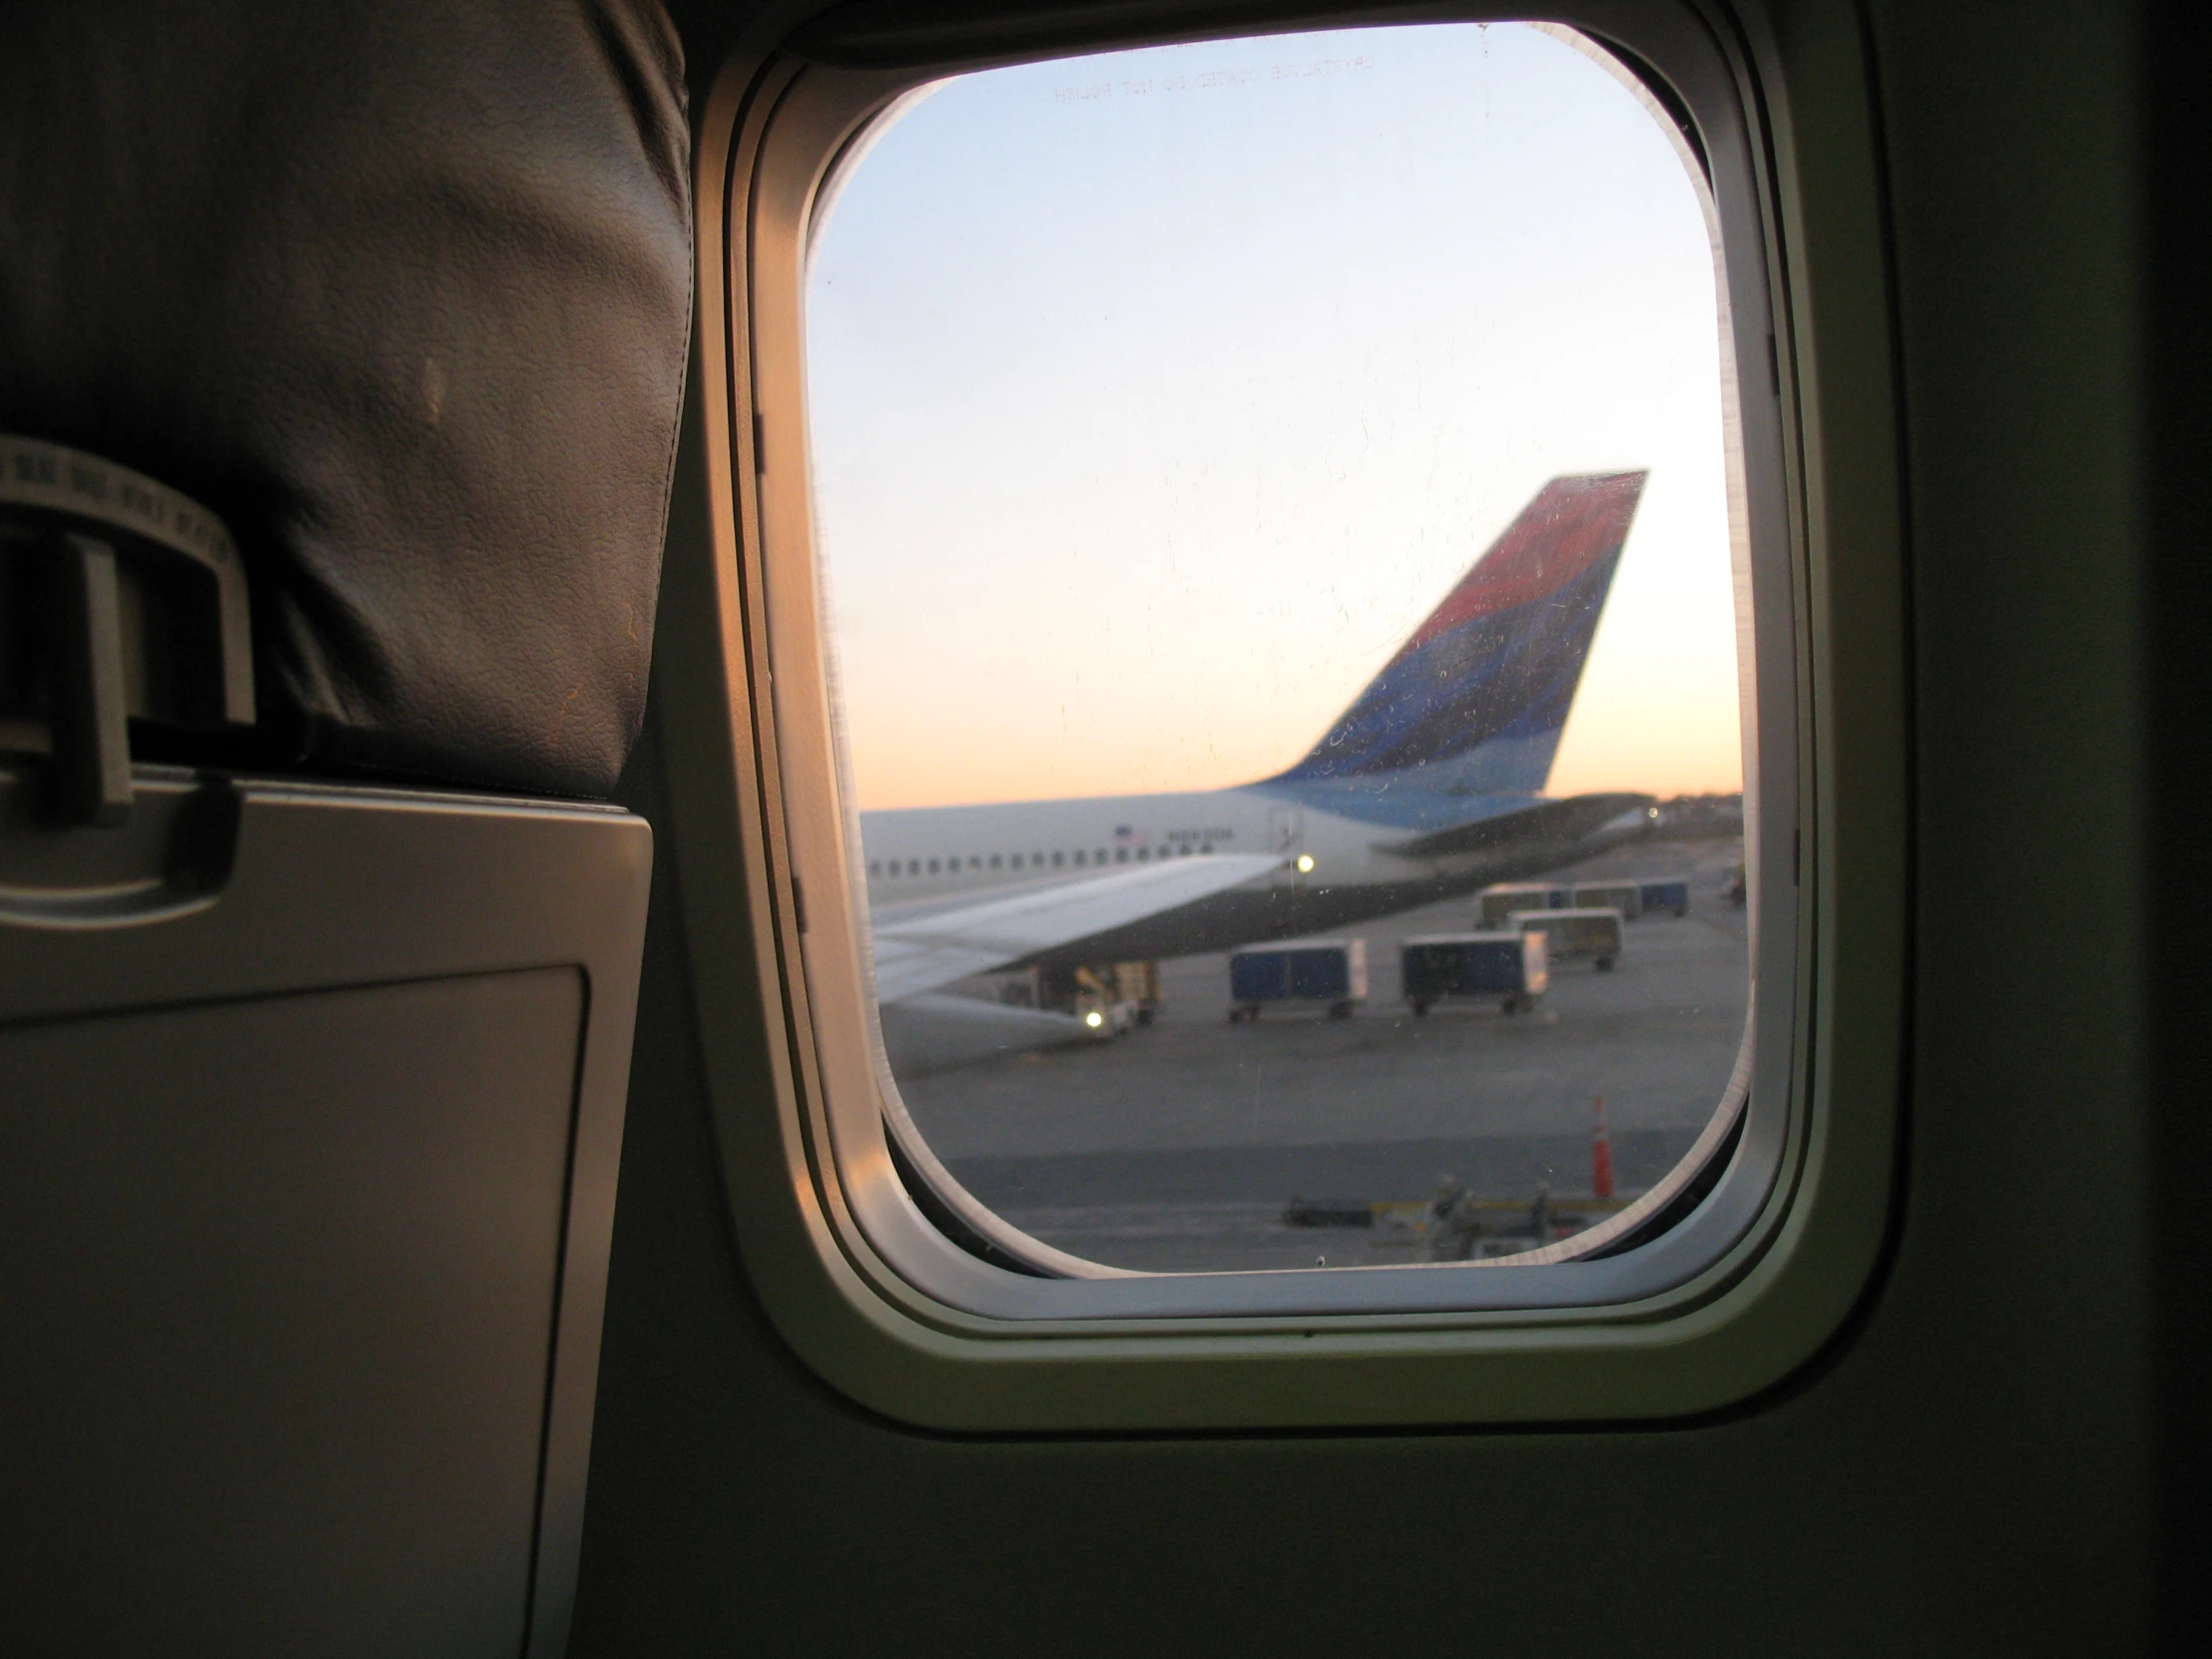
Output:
[807, 22, 1744, 810]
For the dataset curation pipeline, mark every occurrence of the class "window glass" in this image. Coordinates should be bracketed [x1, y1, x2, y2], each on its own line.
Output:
[812, 23, 1750, 1273]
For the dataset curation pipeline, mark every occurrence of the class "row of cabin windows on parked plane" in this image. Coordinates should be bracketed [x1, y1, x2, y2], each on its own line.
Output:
[867, 843, 1219, 879]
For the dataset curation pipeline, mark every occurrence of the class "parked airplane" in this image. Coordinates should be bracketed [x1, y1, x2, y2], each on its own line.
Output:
[860, 469, 1660, 1017]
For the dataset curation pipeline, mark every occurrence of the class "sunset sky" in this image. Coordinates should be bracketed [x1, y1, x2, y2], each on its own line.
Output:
[806, 22, 1746, 812]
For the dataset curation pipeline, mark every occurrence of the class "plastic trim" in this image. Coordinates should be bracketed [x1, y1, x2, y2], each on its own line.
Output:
[661, 0, 1907, 1427]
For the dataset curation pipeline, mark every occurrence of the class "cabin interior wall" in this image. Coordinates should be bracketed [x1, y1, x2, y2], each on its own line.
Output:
[2143, 0, 2212, 1637]
[572, 0, 2164, 1649]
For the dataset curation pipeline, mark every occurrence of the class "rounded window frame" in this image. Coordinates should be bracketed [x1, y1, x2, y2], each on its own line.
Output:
[667, 0, 1907, 1429]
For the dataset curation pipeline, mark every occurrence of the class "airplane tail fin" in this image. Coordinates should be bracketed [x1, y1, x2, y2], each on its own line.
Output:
[1267, 471, 1646, 797]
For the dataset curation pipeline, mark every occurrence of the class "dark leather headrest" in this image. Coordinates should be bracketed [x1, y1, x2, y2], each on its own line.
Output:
[0, 0, 692, 797]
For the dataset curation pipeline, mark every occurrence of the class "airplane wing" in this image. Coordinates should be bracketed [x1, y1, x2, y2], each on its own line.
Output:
[868, 853, 1286, 1002]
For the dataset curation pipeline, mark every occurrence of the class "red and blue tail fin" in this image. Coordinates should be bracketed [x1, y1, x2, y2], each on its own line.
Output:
[1267, 471, 1646, 804]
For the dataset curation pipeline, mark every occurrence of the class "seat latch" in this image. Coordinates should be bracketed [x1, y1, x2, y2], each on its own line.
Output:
[1, 435, 257, 826]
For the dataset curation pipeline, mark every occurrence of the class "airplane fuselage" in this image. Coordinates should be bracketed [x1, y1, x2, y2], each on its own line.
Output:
[860, 786, 1653, 966]
[863, 788, 1321, 899]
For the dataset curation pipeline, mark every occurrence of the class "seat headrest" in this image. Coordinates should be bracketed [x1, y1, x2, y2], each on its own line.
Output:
[0, 0, 692, 797]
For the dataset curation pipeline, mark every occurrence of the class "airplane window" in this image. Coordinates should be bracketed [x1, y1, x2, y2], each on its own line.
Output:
[809, 21, 1756, 1278]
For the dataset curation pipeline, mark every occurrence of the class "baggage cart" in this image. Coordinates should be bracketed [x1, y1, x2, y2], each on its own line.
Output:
[1228, 938, 1368, 1022]
[1401, 930, 1549, 1015]
[1636, 878, 1691, 916]
[1570, 879, 1644, 920]
[1515, 906, 1625, 970]
[1475, 882, 1566, 930]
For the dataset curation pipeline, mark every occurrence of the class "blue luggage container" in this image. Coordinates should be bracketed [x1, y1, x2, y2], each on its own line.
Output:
[1401, 931, 1549, 1015]
[1228, 938, 1369, 1022]
[1637, 878, 1691, 916]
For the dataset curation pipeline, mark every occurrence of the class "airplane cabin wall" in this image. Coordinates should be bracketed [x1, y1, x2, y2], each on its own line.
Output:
[574, 1, 2178, 1650]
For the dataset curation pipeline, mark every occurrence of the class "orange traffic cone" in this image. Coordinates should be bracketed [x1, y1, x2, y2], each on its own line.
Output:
[1591, 1095, 1615, 1199]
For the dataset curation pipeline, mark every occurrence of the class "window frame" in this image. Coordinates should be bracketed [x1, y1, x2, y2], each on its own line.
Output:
[663, 0, 1907, 1429]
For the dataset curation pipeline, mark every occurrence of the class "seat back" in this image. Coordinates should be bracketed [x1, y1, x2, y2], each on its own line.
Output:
[0, 4, 690, 1653]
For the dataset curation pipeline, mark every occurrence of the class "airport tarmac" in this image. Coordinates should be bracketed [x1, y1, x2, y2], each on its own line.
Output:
[893, 837, 1750, 1272]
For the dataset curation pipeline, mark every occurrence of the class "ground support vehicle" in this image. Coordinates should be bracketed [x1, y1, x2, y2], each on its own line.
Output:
[1515, 906, 1625, 970]
[1048, 963, 1144, 1036]
[1401, 930, 1549, 1015]
[1108, 960, 1163, 1023]
[1228, 938, 1368, 1021]
[1570, 880, 1644, 919]
[1072, 989, 1139, 1037]
[1037, 960, 1161, 1025]
[1636, 878, 1691, 916]
[1475, 881, 1569, 929]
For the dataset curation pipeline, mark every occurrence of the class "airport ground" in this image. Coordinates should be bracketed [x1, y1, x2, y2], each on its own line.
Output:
[894, 836, 1751, 1272]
